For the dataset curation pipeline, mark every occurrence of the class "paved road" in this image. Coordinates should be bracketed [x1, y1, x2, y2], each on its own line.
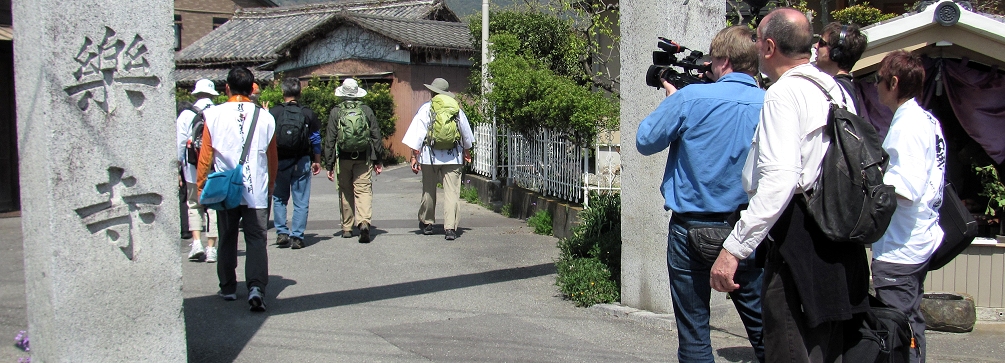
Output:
[2, 165, 1004, 362]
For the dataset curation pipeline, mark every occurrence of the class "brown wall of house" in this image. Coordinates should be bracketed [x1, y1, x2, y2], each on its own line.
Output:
[281, 59, 472, 159]
[174, 0, 268, 50]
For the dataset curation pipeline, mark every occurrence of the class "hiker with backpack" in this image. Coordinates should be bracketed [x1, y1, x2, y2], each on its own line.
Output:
[709, 9, 876, 361]
[270, 78, 322, 250]
[195, 67, 278, 312]
[401, 78, 474, 241]
[871, 51, 947, 363]
[177, 78, 220, 263]
[323, 78, 384, 243]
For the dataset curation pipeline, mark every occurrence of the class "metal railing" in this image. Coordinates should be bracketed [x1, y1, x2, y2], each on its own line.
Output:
[470, 123, 621, 206]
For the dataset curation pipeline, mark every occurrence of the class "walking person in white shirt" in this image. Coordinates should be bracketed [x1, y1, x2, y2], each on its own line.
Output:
[196, 67, 278, 312]
[401, 78, 474, 240]
[177, 79, 219, 262]
[871, 50, 946, 363]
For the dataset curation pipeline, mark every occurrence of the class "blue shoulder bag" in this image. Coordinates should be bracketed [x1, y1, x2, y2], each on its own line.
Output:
[200, 107, 261, 211]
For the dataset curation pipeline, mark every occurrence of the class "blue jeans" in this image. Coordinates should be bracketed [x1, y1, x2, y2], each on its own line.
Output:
[272, 155, 312, 239]
[668, 218, 765, 363]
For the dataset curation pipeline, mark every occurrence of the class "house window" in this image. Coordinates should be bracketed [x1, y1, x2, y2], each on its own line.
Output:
[213, 17, 228, 30]
[174, 15, 182, 51]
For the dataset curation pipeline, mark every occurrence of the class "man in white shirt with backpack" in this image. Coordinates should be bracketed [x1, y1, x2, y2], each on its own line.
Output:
[196, 67, 278, 312]
[177, 79, 219, 262]
[401, 78, 474, 241]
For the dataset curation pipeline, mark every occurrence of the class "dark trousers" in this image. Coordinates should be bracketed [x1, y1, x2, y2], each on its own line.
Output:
[216, 206, 269, 295]
[872, 259, 929, 363]
[762, 257, 847, 363]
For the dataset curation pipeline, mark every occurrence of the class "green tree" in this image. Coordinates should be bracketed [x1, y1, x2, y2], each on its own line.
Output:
[831, 2, 897, 26]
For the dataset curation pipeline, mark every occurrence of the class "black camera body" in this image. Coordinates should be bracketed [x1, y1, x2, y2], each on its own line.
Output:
[646, 37, 713, 89]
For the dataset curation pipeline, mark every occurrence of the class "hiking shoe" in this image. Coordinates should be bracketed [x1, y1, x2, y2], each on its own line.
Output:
[276, 234, 291, 248]
[422, 223, 434, 235]
[291, 237, 305, 249]
[248, 287, 266, 312]
[217, 290, 237, 301]
[187, 241, 205, 261]
[445, 229, 457, 241]
[341, 230, 353, 238]
[359, 223, 370, 243]
[205, 246, 218, 263]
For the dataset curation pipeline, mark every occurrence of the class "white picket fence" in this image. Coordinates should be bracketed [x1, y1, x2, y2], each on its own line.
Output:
[471, 123, 621, 206]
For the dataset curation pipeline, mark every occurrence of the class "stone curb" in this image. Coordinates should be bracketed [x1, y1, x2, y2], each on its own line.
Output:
[977, 307, 1005, 322]
[590, 303, 677, 332]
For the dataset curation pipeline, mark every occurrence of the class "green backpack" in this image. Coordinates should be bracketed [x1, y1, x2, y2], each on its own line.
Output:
[425, 94, 461, 150]
[336, 101, 370, 153]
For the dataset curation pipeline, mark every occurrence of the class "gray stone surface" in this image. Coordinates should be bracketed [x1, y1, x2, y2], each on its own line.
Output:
[620, 1, 727, 313]
[922, 292, 977, 333]
[12, 1, 185, 361]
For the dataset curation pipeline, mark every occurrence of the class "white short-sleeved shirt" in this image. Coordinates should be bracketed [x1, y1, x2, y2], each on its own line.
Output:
[176, 98, 214, 183]
[401, 101, 475, 165]
[872, 98, 946, 264]
[203, 102, 276, 209]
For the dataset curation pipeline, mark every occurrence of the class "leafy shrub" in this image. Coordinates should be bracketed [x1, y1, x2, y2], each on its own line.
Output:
[461, 184, 481, 205]
[831, 2, 898, 26]
[555, 256, 619, 307]
[975, 164, 1005, 216]
[501, 204, 513, 218]
[556, 191, 621, 306]
[527, 210, 553, 235]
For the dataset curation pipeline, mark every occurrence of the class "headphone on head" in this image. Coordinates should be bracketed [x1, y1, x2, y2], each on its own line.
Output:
[829, 25, 848, 62]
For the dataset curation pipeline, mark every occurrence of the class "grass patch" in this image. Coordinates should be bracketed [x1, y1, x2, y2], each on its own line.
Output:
[500, 203, 513, 217]
[555, 191, 621, 307]
[460, 184, 482, 205]
[527, 210, 553, 235]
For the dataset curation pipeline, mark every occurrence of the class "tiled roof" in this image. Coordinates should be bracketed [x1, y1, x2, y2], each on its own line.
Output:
[174, 68, 275, 85]
[177, 0, 461, 66]
[276, 13, 474, 57]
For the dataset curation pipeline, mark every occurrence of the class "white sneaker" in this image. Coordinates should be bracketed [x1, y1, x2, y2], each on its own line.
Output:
[187, 240, 205, 261]
[205, 246, 218, 263]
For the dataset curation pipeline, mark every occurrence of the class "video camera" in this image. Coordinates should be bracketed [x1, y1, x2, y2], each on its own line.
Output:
[645, 37, 713, 89]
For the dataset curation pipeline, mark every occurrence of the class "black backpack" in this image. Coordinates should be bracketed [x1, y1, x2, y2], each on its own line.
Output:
[276, 103, 310, 158]
[845, 295, 913, 363]
[185, 104, 209, 166]
[796, 75, 897, 244]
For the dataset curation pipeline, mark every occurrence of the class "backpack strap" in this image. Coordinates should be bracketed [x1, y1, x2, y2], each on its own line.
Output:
[791, 74, 849, 108]
[239, 106, 261, 165]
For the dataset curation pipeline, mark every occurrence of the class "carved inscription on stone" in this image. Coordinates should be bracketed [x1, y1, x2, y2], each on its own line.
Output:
[64, 26, 161, 113]
[74, 167, 162, 260]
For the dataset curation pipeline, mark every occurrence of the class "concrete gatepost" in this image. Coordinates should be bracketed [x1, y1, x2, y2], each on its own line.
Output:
[13, 1, 186, 361]
[620, 3, 726, 313]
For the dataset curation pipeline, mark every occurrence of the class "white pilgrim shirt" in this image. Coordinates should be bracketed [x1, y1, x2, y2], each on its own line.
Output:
[872, 98, 945, 264]
[722, 64, 856, 259]
[176, 98, 214, 183]
[401, 101, 475, 165]
[202, 102, 276, 209]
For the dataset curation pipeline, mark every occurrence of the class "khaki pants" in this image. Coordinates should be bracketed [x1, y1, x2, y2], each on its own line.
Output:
[419, 163, 463, 230]
[337, 158, 373, 231]
[186, 183, 218, 237]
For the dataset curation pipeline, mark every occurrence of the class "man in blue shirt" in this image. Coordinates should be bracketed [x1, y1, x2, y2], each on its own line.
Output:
[636, 26, 765, 363]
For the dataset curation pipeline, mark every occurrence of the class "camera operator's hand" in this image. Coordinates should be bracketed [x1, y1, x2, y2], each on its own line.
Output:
[703, 61, 716, 82]
[662, 79, 679, 97]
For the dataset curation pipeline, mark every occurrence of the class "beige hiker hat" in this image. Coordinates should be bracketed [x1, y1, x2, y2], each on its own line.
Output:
[334, 78, 367, 98]
[424, 78, 454, 98]
[192, 79, 219, 96]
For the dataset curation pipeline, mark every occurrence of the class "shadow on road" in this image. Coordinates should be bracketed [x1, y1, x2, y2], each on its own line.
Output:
[184, 263, 556, 362]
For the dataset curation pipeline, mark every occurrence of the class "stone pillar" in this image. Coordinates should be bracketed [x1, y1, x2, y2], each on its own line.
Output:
[620, 2, 726, 313]
[13, 1, 186, 361]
